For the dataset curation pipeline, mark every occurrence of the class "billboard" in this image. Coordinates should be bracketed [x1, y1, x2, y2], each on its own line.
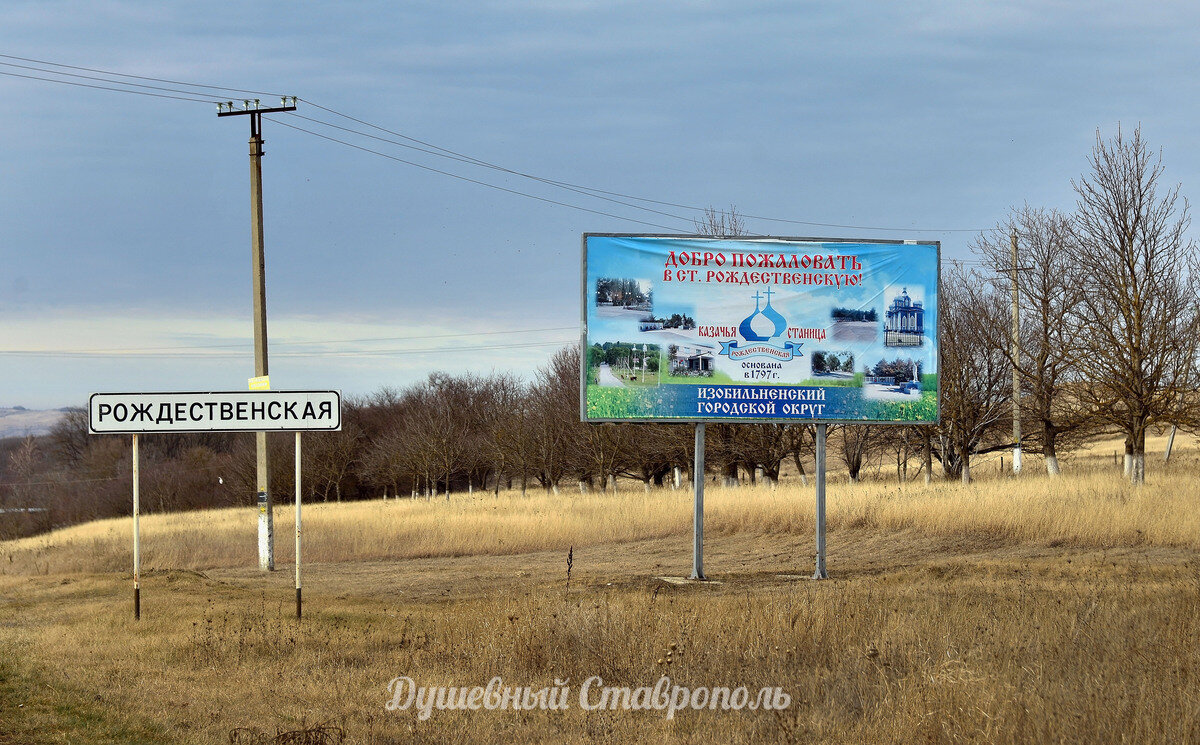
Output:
[580, 235, 939, 423]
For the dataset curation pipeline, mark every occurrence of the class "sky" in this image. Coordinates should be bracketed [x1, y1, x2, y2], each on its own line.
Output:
[3, 1, 1199, 408]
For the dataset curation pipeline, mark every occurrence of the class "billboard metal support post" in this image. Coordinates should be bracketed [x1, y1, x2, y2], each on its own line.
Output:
[691, 423, 706, 580]
[132, 433, 141, 620]
[295, 431, 302, 619]
[580, 235, 942, 583]
[813, 423, 829, 580]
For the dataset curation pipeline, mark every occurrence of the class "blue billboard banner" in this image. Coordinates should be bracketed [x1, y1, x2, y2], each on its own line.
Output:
[580, 234, 939, 423]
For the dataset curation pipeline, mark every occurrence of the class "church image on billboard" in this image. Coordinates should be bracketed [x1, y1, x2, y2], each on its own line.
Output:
[884, 286, 925, 347]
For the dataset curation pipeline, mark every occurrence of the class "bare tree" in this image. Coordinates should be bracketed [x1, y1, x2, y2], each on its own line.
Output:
[476, 373, 527, 495]
[306, 420, 362, 502]
[832, 425, 880, 482]
[775, 425, 813, 485]
[694, 204, 750, 485]
[735, 423, 793, 486]
[528, 349, 580, 494]
[937, 266, 1012, 482]
[1068, 126, 1200, 484]
[694, 204, 747, 238]
[6, 436, 39, 506]
[971, 205, 1090, 475]
[48, 408, 90, 464]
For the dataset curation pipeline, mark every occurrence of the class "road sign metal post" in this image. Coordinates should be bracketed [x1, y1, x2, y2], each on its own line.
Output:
[691, 422, 706, 580]
[90, 390, 339, 619]
[295, 431, 303, 619]
[132, 433, 141, 620]
[813, 423, 829, 580]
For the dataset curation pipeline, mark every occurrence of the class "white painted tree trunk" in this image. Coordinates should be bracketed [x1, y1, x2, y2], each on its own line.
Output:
[1045, 455, 1061, 476]
[960, 456, 971, 484]
[673, 467, 681, 490]
[1131, 452, 1145, 485]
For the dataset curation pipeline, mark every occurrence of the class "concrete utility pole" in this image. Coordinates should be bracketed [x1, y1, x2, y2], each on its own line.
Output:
[219, 97, 297, 571]
[1010, 229, 1022, 475]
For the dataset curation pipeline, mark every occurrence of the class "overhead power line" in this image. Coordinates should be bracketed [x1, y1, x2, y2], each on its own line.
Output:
[0, 326, 578, 355]
[0, 338, 578, 360]
[0, 459, 231, 489]
[299, 98, 988, 234]
[266, 116, 692, 231]
[3, 52, 994, 234]
[0, 52, 284, 97]
[0, 69, 217, 104]
[0, 60, 235, 101]
[284, 111, 702, 225]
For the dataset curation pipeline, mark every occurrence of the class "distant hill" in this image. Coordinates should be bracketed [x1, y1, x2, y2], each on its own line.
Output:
[0, 407, 68, 438]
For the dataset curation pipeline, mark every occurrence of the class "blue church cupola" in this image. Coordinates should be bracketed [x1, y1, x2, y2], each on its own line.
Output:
[738, 289, 787, 341]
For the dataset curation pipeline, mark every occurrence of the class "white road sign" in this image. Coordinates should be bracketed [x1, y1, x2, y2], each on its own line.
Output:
[88, 391, 341, 434]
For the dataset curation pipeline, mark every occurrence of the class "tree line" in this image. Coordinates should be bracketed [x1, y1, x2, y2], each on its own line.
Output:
[1, 125, 1196, 539]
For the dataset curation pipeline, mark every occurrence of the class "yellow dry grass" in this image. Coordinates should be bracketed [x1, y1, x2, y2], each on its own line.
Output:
[1, 433, 1198, 743]
[4, 432, 1199, 576]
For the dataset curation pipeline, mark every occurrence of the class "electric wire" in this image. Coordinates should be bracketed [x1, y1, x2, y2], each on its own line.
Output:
[0, 338, 578, 360]
[0, 459, 232, 489]
[1, 57, 694, 232]
[265, 116, 692, 231]
[3, 53, 992, 234]
[0, 60, 237, 101]
[284, 111, 702, 225]
[0, 52, 284, 97]
[301, 98, 989, 234]
[1, 326, 580, 355]
[0, 69, 218, 104]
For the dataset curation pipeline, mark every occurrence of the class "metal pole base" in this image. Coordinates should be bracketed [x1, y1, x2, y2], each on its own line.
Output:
[811, 566, 829, 581]
[134, 586, 140, 620]
[296, 587, 302, 619]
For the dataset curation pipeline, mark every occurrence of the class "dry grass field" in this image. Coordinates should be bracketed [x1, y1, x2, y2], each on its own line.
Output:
[1, 434, 1199, 743]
